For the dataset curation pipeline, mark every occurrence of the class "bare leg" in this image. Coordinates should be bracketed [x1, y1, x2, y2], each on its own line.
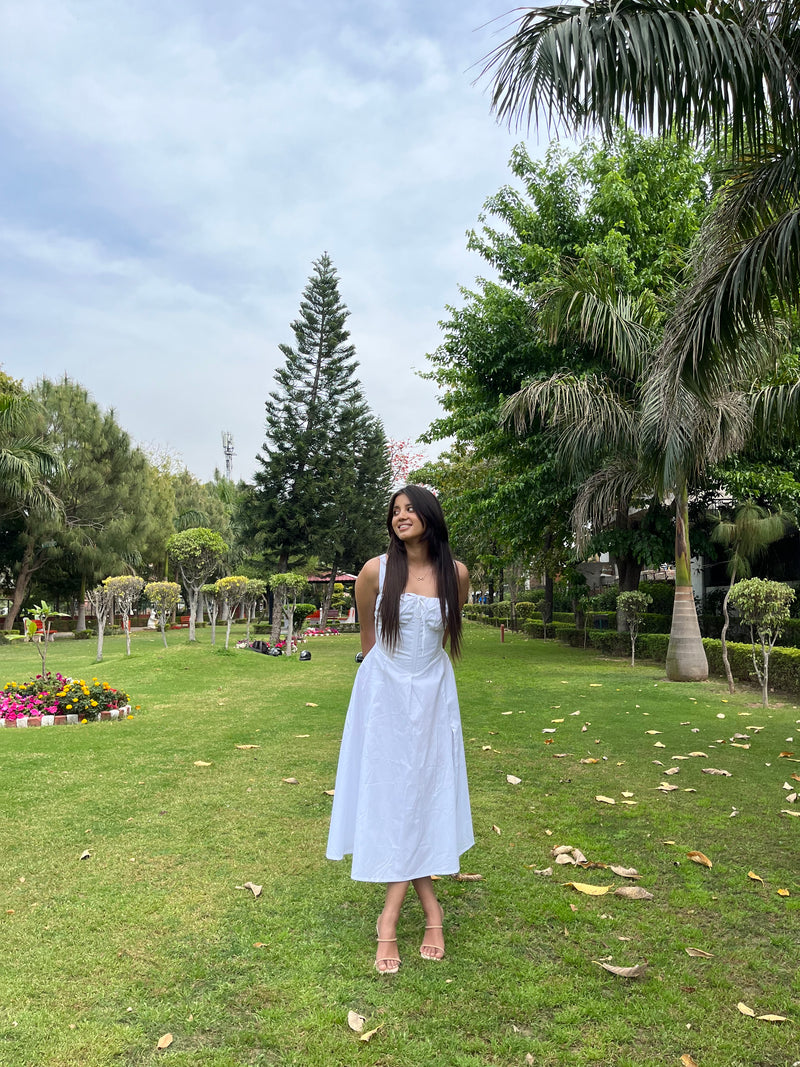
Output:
[412, 876, 445, 959]
[376, 880, 409, 972]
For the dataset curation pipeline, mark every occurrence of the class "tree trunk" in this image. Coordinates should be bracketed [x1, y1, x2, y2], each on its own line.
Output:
[76, 574, 87, 630]
[320, 566, 338, 624]
[187, 587, 198, 642]
[720, 564, 737, 694]
[159, 619, 168, 649]
[270, 589, 285, 645]
[666, 479, 708, 681]
[3, 540, 37, 631]
[614, 554, 643, 631]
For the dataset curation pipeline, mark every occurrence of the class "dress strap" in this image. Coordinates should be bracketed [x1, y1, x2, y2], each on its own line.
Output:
[378, 554, 387, 593]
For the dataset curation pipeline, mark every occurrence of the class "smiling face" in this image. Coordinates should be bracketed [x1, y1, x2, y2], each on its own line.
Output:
[391, 492, 426, 543]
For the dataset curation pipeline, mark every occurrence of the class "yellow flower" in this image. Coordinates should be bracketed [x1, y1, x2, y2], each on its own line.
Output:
[90, 700, 97, 706]
[66, 704, 72, 709]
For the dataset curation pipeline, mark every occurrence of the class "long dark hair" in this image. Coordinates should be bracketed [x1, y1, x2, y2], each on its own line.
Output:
[378, 485, 463, 658]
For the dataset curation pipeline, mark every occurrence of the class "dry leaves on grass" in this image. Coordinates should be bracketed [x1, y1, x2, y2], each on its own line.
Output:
[157, 1034, 173, 1050]
[781, 809, 800, 817]
[686, 947, 714, 958]
[563, 882, 612, 896]
[681, 1056, 698, 1067]
[594, 961, 647, 978]
[347, 1011, 365, 1032]
[236, 881, 262, 898]
[737, 1003, 788, 1022]
[552, 845, 588, 864]
[687, 851, 713, 868]
[79, 850, 91, 860]
[595, 795, 616, 805]
[702, 768, 732, 776]
[193, 760, 212, 767]
[614, 886, 653, 901]
[282, 777, 299, 785]
[452, 873, 483, 881]
[747, 871, 764, 885]
[323, 789, 335, 796]
[658, 783, 679, 792]
[305, 702, 318, 707]
[506, 774, 522, 785]
[235, 744, 260, 750]
[609, 865, 640, 879]
[492, 824, 501, 835]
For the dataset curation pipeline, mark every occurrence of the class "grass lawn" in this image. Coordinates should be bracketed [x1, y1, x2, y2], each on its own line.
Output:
[0, 624, 798, 1067]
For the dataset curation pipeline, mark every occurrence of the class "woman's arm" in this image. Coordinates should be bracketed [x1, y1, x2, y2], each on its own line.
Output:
[455, 561, 470, 608]
[355, 557, 381, 656]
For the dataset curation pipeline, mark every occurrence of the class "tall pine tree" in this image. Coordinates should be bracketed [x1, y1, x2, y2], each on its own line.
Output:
[244, 253, 390, 575]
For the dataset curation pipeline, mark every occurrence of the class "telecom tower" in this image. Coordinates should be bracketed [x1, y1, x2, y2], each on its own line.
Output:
[221, 431, 235, 480]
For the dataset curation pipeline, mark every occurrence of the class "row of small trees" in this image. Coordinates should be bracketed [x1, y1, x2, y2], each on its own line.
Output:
[618, 578, 796, 706]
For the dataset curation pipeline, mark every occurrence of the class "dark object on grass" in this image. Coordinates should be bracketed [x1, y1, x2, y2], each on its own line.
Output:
[250, 640, 269, 654]
[299, 650, 311, 661]
[355, 651, 364, 663]
[269, 647, 283, 656]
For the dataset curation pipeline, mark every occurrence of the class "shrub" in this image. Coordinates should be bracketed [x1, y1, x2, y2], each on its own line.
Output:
[73, 630, 91, 641]
[294, 603, 316, 630]
[638, 580, 675, 614]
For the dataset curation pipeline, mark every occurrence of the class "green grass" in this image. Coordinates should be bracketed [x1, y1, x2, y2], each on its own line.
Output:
[1, 625, 798, 1067]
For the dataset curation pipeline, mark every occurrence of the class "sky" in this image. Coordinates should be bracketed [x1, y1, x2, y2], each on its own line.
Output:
[0, 0, 544, 483]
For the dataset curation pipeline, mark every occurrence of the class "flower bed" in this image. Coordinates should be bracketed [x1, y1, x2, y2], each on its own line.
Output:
[303, 627, 340, 637]
[0, 672, 132, 726]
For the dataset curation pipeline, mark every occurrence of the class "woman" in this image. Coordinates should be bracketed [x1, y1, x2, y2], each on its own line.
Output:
[326, 485, 473, 973]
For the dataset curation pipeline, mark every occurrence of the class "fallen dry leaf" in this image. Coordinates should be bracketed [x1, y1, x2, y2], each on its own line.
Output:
[658, 783, 679, 792]
[665, 768, 680, 775]
[737, 1002, 756, 1017]
[747, 871, 764, 885]
[757, 1014, 788, 1023]
[681, 1056, 699, 1067]
[79, 850, 91, 860]
[492, 824, 501, 835]
[360, 1024, 384, 1042]
[282, 777, 299, 784]
[193, 760, 212, 767]
[779, 751, 794, 758]
[594, 961, 647, 978]
[580, 757, 600, 764]
[621, 791, 634, 798]
[589, 683, 602, 687]
[688, 751, 708, 758]
[654, 741, 666, 748]
[645, 730, 662, 735]
[595, 795, 616, 805]
[777, 888, 790, 896]
[253, 942, 267, 948]
[157, 1033, 173, 1050]
[305, 702, 318, 707]
[295, 734, 310, 738]
[780, 808, 800, 816]
[685, 947, 714, 958]
[506, 774, 522, 785]
[531, 867, 553, 876]
[609, 866, 641, 879]
[555, 854, 576, 865]
[236, 882, 262, 898]
[235, 744, 260, 750]
[347, 1011, 365, 1033]
[526, 1054, 535, 1066]
[323, 789, 335, 796]
[701, 768, 732, 776]
[614, 886, 653, 900]
[563, 881, 612, 895]
[687, 851, 713, 868]
[453, 872, 483, 881]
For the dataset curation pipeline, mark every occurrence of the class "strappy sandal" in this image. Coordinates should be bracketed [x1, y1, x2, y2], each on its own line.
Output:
[375, 921, 401, 974]
[420, 908, 445, 961]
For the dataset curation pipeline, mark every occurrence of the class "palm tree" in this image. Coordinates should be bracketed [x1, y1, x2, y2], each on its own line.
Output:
[0, 391, 60, 518]
[503, 265, 798, 680]
[710, 501, 792, 692]
[481, 1, 800, 390]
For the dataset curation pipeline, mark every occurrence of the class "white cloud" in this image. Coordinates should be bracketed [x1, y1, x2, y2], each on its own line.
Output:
[0, 0, 542, 480]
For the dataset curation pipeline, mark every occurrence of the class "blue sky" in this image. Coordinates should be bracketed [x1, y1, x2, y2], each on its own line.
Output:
[0, 0, 544, 480]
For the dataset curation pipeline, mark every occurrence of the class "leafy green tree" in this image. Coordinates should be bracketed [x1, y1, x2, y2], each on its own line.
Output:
[617, 590, 653, 667]
[3, 378, 163, 632]
[87, 583, 113, 663]
[243, 253, 387, 576]
[166, 528, 227, 642]
[0, 372, 61, 521]
[267, 572, 308, 653]
[729, 578, 796, 706]
[243, 578, 267, 642]
[144, 580, 182, 649]
[710, 503, 792, 692]
[104, 575, 145, 657]
[215, 575, 249, 650]
[481, 1, 800, 385]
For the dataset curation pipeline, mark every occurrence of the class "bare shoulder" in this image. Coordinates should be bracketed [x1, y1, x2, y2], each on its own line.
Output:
[356, 556, 381, 592]
[454, 560, 470, 604]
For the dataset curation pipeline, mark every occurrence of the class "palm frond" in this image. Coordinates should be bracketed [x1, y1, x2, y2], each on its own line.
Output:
[481, 1, 800, 158]
[571, 457, 653, 552]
